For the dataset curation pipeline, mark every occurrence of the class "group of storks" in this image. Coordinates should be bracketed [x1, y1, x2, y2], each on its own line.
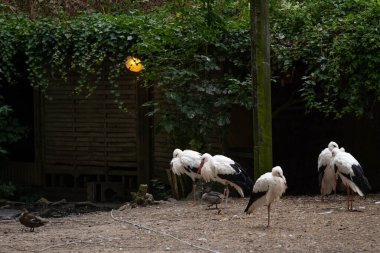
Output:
[170, 141, 371, 227]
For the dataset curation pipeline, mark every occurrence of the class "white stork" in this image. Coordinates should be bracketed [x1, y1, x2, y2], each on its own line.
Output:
[331, 148, 371, 210]
[244, 166, 287, 227]
[318, 141, 342, 201]
[169, 149, 202, 200]
[196, 153, 253, 204]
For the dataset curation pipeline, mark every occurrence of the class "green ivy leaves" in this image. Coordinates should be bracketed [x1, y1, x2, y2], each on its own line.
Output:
[271, 0, 380, 118]
[0, 12, 136, 104]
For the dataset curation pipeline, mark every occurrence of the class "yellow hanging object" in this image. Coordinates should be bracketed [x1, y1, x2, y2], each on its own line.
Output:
[125, 56, 143, 72]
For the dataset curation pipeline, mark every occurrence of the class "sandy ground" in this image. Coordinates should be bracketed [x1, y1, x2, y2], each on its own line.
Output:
[0, 194, 380, 253]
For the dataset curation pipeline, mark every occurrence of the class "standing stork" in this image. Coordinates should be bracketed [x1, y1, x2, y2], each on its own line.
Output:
[196, 153, 253, 204]
[318, 141, 342, 201]
[169, 149, 202, 200]
[331, 148, 371, 210]
[244, 166, 287, 227]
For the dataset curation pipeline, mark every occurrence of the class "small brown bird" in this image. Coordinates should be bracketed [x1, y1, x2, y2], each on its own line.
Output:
[201, 186, 225, 213]
[19, 209, 48, 232]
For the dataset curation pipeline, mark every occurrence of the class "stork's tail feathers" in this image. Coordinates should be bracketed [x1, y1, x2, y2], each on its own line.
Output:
[244, 191, 266, 214]
[240, 176, 254, 197]
[353, 175, 371, 196]
[351, 165, 372, 195]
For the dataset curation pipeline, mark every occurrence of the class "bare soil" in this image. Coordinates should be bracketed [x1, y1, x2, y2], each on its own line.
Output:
[1, 194, 380, 253]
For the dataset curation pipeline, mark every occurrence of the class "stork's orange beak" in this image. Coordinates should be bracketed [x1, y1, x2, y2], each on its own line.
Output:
[196, 160, 205, 174]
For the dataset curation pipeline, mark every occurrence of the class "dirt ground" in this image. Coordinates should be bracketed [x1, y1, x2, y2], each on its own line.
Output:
[1, 194, 380, 253]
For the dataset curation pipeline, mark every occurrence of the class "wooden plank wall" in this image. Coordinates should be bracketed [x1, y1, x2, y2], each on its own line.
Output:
[0, 162, 41, 186]
[41, 75, 140, 199]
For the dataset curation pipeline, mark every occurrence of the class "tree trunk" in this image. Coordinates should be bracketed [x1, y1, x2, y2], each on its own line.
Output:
[250, 0, 273, 180]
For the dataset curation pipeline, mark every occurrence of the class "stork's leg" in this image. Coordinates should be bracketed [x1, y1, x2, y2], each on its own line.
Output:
[349, 188, 353, 210]
[225, 186, 230, 205]
[267, 204, 271, 227]
[346, 186, 350, 210]
[333, 178, 337, 198]
[192, 182, 196, 201]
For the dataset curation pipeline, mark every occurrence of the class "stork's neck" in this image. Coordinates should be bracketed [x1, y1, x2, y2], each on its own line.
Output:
[206, 156, 214, 167]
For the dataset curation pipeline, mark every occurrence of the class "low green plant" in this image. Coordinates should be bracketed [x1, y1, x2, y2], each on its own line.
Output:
[0, 181, 16, 199]
[149, 179, 172, 201]
[0, 96, 27, 158]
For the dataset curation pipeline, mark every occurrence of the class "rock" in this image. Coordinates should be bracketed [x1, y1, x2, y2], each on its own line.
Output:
[131, 184, 157, 207]
[118, 204, 131, 211]
[51, 199, 67, 206]
[74, 201, 97, 208]
[39, 208, 63, 218]
[4, 200, 25, 207]
[167, 198, 177, 203]
[145, 193, 154, 204]
[36, 197, 52, 206]
[0, 205, 11, 209]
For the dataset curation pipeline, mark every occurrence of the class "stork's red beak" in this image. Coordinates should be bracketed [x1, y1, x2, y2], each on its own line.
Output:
[196, 160, 205, 174]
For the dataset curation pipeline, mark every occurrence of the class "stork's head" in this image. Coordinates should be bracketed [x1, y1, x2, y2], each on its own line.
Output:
[328, 141, 339, 151]
[272, 166, 287, 185]
[331, 147, 341, 157]
[173, 148, 182, 158]
[200, 153, 212, 163]
[197, 153, 212, 174]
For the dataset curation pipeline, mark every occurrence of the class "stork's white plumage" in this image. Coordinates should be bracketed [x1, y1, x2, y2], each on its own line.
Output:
[331, 148, 371, 210]
[169, 149, 202, 200]
[244, 166, 287, 227]
[318, 141, 340, 201]
[197, 153, 253, 204]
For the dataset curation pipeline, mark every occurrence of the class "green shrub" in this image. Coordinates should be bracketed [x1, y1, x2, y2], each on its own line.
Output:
[0, 181, 16, 199]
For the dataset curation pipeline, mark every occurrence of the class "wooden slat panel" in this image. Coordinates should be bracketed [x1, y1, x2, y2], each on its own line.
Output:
[108, 162, 138, 168]
[43, 75, 139, 177]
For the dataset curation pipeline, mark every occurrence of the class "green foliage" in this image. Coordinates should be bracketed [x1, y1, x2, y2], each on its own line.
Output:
[16, 186, 45, 203]
[0, 12, 138, 109]
[149, 178, 171, 200]
[2, 0, 378, 152]
[0, 181, 16, 199]
[134, 2, 253, 149]
[0, 97, 27, 158]
[0, 1, 253, 151]
[271, 0, 380, 118]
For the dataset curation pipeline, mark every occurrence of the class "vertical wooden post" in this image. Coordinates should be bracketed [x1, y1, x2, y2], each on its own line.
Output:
[251, 0, 273, 180]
